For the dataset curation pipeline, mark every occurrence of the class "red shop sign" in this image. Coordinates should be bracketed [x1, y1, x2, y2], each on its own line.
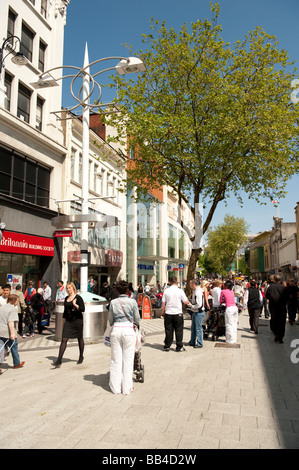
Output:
[54, 230, 73, 238]
[105, 249, 123, 267]
[0, 231, 54, 257]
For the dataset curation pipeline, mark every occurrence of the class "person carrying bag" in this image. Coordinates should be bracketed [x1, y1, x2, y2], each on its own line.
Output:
[108, 281, 140, 395]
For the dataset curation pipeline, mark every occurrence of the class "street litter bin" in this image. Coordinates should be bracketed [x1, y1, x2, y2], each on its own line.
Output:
[54, 292, 108, 342]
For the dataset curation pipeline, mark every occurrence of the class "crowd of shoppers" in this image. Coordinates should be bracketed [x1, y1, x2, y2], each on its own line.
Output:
[1, 274, 298, 397]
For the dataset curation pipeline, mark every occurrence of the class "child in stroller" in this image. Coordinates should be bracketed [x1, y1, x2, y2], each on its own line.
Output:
[133, 324, 145, 383]
[204, 302, 242, 341]
[204, 305, 226, 341]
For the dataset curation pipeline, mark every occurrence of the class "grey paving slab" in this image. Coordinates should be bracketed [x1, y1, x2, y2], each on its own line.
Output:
[1, 310, 299, 449]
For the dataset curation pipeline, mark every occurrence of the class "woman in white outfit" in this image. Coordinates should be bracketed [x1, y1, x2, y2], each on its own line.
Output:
[220, 280, 239, 344]
[108, 281, 140, 395]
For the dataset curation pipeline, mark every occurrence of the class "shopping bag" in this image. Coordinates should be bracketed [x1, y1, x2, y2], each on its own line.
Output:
[41, 314, 50, 326]
[103, 323, 113, 347]
[134, 326, 146, 352]
[0, 340, 6, 364]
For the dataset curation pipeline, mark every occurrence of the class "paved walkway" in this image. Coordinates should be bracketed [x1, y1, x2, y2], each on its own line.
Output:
[1, 310, 299, 449]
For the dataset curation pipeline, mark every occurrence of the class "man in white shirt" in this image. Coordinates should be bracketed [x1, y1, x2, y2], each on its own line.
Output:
[211, 279, 222, 307]
[43, 281, 52, 315]
[161, 277, 191, 352]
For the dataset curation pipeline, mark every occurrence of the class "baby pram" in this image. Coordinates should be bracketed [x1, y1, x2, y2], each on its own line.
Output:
[204, 306, 226, 341]
[133, 325, 145, 383]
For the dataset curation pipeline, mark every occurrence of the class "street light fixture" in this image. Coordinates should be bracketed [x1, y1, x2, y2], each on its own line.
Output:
[115, 57, 146, 75]
[30, 45, 145, 292]
[0, 36, 28, 75]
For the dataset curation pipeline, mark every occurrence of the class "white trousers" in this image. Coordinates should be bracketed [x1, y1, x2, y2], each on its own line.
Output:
[109, 323, 136, 395]
[225, 306, 239, 344]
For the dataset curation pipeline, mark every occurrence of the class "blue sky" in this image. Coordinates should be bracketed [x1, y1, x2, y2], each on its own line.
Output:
[62, 0, 299, 235]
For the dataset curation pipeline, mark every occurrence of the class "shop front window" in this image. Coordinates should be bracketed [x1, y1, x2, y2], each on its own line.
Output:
[0, 146, 50, 207]
[168, 224, 176, 259]
[0, 254, 39, 288]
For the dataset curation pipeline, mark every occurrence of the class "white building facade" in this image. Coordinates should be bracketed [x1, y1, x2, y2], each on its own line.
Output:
[0, 0, 69, 290]
[57, 112, 127, 292]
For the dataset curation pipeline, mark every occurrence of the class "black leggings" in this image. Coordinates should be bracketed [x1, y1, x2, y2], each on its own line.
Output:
[57, 337, 84, 364]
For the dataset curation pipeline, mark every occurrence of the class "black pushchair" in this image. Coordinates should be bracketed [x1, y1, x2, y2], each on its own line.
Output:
[133, 325, 145, 383]
[204, 306, 226, 341]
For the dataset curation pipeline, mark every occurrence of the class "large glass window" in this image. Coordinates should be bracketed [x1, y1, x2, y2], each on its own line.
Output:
[0, 146, 50, 207]
[38, 41, 46, 72]
[70, 148, 76, 180]
[20, 24, 34, 62]
[36, 96, 44, 131]
[179, 230, 185, 259]
[41, 0, 47, 18]
[137, 199, 154, 257]
[17, 83, 31, 123]
[7, 10, 16, 40]
[168, 224, 176, 259]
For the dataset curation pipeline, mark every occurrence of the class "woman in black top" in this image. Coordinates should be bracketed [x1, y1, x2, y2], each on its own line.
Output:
[53, 282, 85, 368]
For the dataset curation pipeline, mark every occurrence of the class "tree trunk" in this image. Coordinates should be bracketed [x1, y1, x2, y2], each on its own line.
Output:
[185, 247, 202, 297]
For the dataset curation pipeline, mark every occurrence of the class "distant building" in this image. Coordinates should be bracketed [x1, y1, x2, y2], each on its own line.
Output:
[249, 231, 271, 280]
[269, 217, 297, 281]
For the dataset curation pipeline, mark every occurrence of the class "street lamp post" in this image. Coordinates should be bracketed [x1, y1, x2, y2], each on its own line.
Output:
[31, 45, 145, 292]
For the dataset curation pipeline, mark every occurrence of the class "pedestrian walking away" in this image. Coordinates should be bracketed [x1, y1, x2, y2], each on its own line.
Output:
[108, 280, 140, 395]
[286, 279, 298, 325]
[220, 280, 239, 344]
[260, 281, 269, 318]
[14, 284, 27, 335]
[33, 293, 45, 334]
[266, 274, 288, 343]
[243, 280, 263, 334]
[53, 282, 85, 367]
[161, 276, 192, 352]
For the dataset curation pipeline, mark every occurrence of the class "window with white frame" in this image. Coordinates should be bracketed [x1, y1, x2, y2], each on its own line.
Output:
[36, 96, 44, 131]
[94, 164, 99, 193]
[41, 0, 47, 18]
[20, 23, 34, 63]
[4, 72, 12, 111]
[78, 153, 82, 184]
[38, 40, 46, 72]
[88, 160, 92, 190]
[17, 83, 31, 123]
[70, 147, 76, 180]
[99, 169, 105, 196]
[7, 9, 16, 41]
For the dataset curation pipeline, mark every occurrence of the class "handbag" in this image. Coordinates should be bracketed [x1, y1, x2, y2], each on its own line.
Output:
[103, 322, 113, 347]
[41, 313, 50, 326]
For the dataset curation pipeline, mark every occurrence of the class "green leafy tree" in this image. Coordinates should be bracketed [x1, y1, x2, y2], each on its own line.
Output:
[101, 3, 299, 290]
[204, 214, 249, 274]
